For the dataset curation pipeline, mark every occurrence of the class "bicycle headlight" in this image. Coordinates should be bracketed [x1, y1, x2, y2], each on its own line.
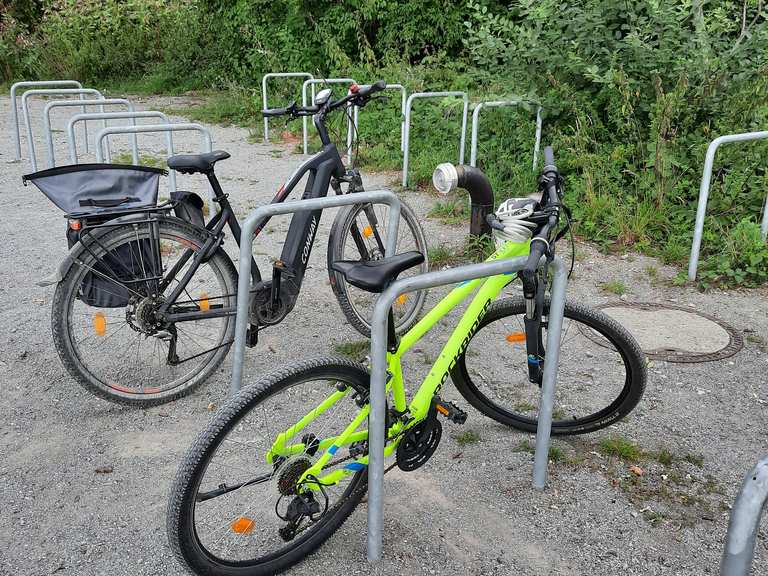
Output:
[432, 163, 458, 195]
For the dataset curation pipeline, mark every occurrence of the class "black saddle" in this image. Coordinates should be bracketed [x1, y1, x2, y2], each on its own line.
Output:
[331, 251, 425, 293]
[167, 150, 231, 174]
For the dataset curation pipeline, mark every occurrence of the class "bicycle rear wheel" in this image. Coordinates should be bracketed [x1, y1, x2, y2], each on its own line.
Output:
[451, 297, 646, 435]
[328, 200, 428, 336]
[167, 358, 369, 575]
[51, 217, 237, 406]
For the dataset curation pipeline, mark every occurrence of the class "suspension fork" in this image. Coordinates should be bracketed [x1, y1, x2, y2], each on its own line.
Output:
[523, 264, 548, 385]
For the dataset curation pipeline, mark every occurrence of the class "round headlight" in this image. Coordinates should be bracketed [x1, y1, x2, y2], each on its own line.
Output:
[432, 163, 458, 195]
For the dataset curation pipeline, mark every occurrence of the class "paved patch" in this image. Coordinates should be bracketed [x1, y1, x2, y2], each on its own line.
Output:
[594, 302, 743, 362]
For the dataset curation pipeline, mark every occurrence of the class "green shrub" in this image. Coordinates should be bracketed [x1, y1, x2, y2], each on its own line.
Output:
[698, 219, 768, 287]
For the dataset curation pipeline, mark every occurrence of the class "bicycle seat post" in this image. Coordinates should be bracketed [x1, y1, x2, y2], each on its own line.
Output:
[205, 170, 227, 202]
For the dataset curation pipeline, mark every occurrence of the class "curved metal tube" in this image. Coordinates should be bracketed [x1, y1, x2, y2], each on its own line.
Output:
[688, 131, 768, 280]
[720, 456, 768, 575]
[262, 72, 313, 142]
[44, 98, 134, 168]
[402, 91, 469, 187]
[68, 110, 169, 162]
[469, 100, 543, 171]
[94, 123, 211, 195]
[10, 80, 82, 162]
[21, 88, 103, 171]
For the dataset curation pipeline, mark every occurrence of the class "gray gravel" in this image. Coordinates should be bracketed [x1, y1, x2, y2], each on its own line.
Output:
[1, 94, 767, 576]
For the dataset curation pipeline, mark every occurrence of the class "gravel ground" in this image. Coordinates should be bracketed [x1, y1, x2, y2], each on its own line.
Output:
[1, 94, 767, 576]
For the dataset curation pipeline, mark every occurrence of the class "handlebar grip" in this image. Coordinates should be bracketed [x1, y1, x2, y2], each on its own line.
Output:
[351, 80, 387, 98]
[262, 101, 296, 118]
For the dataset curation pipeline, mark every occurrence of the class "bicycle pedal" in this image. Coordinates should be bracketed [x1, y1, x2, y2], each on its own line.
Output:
[433, 399, 467, 425]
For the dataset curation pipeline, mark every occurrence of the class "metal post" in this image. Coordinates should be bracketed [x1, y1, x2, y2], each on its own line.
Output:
[469, 100, 543, 171]
[402, 92, 469, 188]
[10, 80, 82, 163]
[367, 255, 568, 561]
[21, 88, 104, 171]
[688, 131, 768, 281]
[262, 72, 314, 142]
[44, 99, 136, 168]
[67, 111, 173, 164]
[720, 456, 768, 576]
[532, 256, 567, 488]
[383, 84, 407, 152]
[230, 190, 403, 395]
[301, 78, 357, 156]
[533, 106, 543, 170]
[95, 123, 211, 196]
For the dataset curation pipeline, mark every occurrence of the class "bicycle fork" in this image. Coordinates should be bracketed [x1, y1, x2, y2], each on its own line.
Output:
[524, 267, 548, 385]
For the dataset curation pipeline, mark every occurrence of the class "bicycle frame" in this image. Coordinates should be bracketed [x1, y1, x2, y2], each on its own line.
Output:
[267, 238, 532, 486]
[151, 141, 346, 324]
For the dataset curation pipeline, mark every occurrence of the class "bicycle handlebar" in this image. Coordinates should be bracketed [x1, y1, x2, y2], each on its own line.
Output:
[261, 80, 387, 120]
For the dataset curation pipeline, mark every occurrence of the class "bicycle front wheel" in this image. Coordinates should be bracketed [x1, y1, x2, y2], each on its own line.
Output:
[451, 297, 646, 435]
[328, 200, 428, 336]
[167, 358, 369, 576]
[51, 217, 237, 406]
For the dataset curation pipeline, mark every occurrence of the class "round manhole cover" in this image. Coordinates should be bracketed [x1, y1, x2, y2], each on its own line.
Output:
[584, 302, 743, 363]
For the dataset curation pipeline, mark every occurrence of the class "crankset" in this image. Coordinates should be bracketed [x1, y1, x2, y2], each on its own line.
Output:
[396, 409, 442, 472]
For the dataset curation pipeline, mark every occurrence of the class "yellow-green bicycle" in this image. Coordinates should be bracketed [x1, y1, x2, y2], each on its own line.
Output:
[167, 148, 646, 575]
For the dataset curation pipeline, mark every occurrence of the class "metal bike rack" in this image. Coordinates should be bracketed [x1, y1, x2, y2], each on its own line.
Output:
[95, 123, 212, 196]
[469, 101, 543, 171]
[21, 88, 105, 171]
[402, 92, 469, 187]
[68, 111, 171, 163]
[720, 455, 768, 575]
[10, 80, 82, 163]
[262, 72, 314, 142]
[44, 99, 136, 168]
[301, 78, 357, 158]
[230, 190, 403, 395]
[688, 131, 768, 281]
[383, 84, 407, 152]
[366, 255, 568, 561]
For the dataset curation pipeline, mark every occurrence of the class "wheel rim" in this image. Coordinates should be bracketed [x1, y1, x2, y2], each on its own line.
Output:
[63, 225, 232, 397]
[339, 204, 426, 331]
[460, 306, 633, 428]
[188, 373, 366, 566]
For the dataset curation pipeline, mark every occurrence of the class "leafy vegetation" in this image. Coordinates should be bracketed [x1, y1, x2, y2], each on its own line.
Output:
[333, 340, 370, 360]
[4, 0, 768, 287]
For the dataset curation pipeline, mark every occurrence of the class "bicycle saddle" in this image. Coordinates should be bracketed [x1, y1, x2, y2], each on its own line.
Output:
[167, 150, 231, 174]
[331, 251, 424, 293]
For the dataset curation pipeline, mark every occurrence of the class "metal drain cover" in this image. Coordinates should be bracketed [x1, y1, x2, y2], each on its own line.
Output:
[589, 302, 743, 363]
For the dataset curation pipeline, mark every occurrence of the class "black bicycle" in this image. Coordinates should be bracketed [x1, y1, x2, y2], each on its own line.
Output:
[25, 81, 428, 406]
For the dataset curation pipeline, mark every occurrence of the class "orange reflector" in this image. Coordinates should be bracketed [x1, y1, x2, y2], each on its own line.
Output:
[199, 291, 210, 311]
[395, 294, 408, 306]
[435, 404, 449, 416]
[362, 225, 373, 238]
[506, 332, 526, 343]
[231, 517, 255, 534]
[68, 219, 82, 231]
[93, 312, 107, 337]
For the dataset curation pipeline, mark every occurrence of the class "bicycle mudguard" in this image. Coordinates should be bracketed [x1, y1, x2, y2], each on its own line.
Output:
[37, 214, 210, 287]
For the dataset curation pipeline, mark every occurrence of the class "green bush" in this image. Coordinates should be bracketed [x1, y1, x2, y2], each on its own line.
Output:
[4, 0, 768, 287]
[698, 219, 768, 287]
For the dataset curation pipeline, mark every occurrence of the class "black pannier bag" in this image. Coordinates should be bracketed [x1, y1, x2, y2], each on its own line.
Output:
[23, 164, 166, 308]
